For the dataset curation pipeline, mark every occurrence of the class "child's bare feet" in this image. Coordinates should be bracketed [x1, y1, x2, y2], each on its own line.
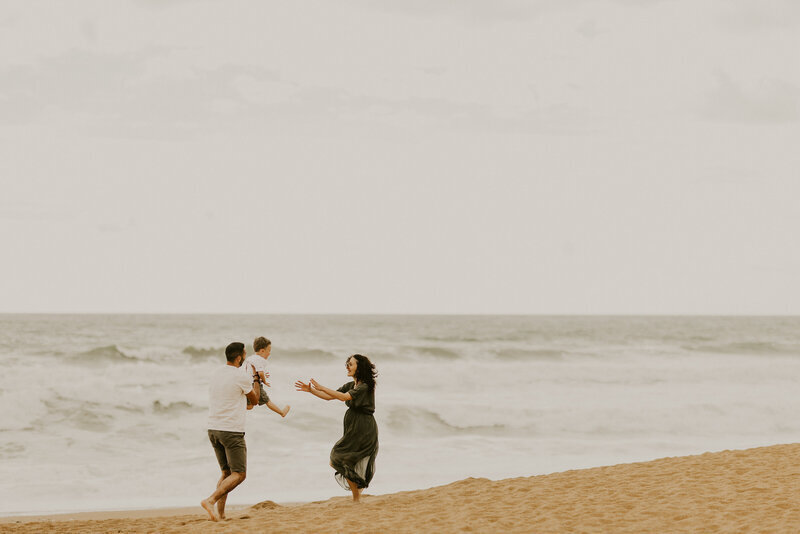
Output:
[281, 405, 291, 417]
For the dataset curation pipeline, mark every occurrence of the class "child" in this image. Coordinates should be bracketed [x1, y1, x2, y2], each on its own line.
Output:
[245, 336, 290, 417]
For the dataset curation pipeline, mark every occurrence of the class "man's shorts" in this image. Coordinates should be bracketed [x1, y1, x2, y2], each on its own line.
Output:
[208, 430, 247, 473]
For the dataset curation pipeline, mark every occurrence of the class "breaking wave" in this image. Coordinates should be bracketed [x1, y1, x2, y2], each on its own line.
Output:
[182, 346, 223, 360]
[152, 400, 201, 414]
[72, 345, 140, 364]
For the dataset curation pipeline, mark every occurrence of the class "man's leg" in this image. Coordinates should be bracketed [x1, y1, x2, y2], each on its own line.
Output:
[216, 470, 231, 519]
[203, 431, 247, 521]
[202, 430, 248, 521]
[203, 431, 227, 521]
[202, 471, 246, 520]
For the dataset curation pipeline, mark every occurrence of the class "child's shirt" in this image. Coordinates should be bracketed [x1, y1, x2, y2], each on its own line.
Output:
[244, 354, 267, 380]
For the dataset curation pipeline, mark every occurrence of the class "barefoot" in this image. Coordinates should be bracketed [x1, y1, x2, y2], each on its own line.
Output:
[217, 501, 226, 520]
[281, 405, 291, 418]
[201, 499, 218, 521]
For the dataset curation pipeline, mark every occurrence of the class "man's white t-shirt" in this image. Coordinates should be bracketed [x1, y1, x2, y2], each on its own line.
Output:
[207, 365, 253, 432]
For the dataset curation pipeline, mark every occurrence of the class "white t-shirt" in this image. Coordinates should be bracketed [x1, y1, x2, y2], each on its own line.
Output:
[245, 355, 267, 377]
[207, 365, 254, 432]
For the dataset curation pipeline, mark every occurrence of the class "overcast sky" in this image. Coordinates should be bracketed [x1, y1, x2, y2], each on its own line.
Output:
[1, 0, 798, 314]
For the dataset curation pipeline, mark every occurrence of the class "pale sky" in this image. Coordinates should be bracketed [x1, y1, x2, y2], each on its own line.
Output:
[1, 0, 798, 314]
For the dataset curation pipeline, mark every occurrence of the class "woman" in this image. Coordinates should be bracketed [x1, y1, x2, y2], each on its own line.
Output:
[295, 354, 378, 502]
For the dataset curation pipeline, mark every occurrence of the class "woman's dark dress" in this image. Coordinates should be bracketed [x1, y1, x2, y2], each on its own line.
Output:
[330, 381, 378, 490]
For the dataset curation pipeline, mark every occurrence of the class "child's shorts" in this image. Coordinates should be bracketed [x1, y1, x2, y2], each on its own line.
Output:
[257, 384, 270, 405]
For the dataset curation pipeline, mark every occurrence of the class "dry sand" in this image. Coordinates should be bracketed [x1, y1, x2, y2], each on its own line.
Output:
[3, 443, 799, 533]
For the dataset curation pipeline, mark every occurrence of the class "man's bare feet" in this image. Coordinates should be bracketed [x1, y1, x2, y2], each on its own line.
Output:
[281, 405, 291, 417]
[217, 501, 226, 520]
[201, 499, 218, 521]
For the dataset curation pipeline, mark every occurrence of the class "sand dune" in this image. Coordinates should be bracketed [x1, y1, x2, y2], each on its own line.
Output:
[3, 443, 800, 533]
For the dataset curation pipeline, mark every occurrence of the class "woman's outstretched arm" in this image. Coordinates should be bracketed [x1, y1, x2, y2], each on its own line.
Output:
[295, 379, 335, 400]
[309, 379, 352, 402]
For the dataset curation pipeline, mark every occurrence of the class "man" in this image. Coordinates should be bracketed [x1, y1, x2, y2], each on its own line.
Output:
[201, 342, 260, 521]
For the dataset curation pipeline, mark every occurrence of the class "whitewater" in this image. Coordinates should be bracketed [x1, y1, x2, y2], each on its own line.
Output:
[1, 314, 799, 515]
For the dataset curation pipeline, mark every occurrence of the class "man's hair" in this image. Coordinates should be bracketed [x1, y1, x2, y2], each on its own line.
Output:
[225, 342, 245, 363]
[253, 337, 271, 352]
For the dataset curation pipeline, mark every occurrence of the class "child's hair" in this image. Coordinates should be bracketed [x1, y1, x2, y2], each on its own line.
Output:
[349, 354, 377, 391]
[254, 336, 271, 352]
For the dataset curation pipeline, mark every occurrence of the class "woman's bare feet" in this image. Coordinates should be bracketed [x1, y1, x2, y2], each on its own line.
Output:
[346, 479, 362, 502]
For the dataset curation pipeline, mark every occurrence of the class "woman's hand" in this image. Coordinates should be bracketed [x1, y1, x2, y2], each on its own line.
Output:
[294, 380, 311, 393]
[309, 378, 322, 390]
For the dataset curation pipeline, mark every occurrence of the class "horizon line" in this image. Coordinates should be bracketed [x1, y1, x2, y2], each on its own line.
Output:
[1, 311, 798, 318]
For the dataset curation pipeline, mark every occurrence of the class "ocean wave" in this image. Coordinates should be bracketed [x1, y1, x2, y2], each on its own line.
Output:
[0, 442, 25, 459]
[72, 345, 140, 364]
[683, 342, 800, 356]
[494, 348, 566, 361]
[421, 335, 486, 343]
[182, 346, 223, 360]
[279, 348, 340, 363]
[152, 400, 201, 414]
[41, 399, 113, 432]
[410, 346, 461, 360]
[386, 407, 508, 436]
[364, 350, 404, 362]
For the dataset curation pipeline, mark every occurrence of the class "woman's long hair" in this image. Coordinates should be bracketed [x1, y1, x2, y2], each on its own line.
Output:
[350, 354, 377, 391]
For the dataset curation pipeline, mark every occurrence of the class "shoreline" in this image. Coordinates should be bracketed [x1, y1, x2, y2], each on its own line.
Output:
[3, 443, 800, 532]
[0, 507, 236, 524]
[0, 503, 309, 524]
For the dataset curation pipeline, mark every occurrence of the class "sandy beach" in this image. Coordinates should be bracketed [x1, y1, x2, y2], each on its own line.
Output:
[2, 443, 799, 533]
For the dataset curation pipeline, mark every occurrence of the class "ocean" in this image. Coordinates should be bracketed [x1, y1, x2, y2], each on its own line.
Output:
[1, 314, 799, 516]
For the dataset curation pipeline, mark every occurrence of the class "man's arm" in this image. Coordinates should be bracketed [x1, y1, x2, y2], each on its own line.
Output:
[246, 378, 260, 405]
